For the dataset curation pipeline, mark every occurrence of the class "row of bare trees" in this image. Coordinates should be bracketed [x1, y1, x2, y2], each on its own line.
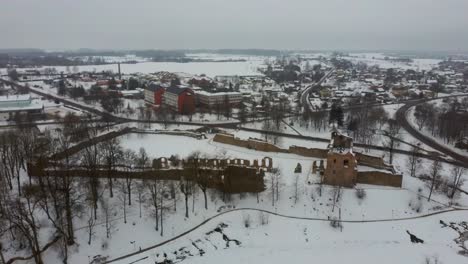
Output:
[413, 98, 468, 144]
[0, 125, 77, 264]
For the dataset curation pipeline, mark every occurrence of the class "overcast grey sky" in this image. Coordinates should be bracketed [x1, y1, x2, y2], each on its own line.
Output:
[1, 0, 468, 51]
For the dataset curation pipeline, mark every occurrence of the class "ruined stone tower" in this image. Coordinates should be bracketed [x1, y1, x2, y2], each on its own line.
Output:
[323, 131, 358, 187]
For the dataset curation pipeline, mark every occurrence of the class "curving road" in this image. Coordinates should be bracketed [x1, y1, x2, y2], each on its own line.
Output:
[396, 94, 468, 166]
[300, 68, 335, 112]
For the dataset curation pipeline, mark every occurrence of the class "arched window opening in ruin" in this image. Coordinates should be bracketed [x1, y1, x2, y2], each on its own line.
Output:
[343, 159, 349, 168]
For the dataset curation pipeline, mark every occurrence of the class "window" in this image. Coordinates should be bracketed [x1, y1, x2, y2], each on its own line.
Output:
[344, 160, 349, 168]
[333, 159, 336, 164]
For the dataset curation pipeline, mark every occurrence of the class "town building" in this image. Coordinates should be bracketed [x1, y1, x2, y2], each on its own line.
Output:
[163, 86, 195, 114]
[120, 89, 143, 99]
[0, 94, 44, 120]
[144, 83, 165, 105]
[195, 91, 242, 107]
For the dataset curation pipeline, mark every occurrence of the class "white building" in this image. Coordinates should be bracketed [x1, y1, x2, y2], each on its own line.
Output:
[0, 94, 44, 120]
[195, 91, 242, 107]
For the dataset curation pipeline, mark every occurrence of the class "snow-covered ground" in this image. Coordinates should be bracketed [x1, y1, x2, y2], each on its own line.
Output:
[344, 53, 441, 71]
[1, 60, 264, 78]
[407, 102, 468, 156]
[115, 209, 468, 264]
[9, 131, 462, 264]
[25, 80, 240, 123]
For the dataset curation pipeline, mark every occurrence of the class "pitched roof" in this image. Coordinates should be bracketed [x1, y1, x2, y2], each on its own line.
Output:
[147, 82, 165, 92]
[166, 86, 193, 95]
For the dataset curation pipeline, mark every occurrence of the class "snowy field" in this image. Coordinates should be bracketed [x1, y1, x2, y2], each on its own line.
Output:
[116, 210, 468, 264]
[344, 53, 441, 71]
[1, 60, 264, 78]
[25, 132, 466, 264]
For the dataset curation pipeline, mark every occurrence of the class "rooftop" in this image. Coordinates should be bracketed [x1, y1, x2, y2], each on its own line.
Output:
[166, 86, 193, 95]
[196, 91, 242, 96]
[0, 94, 31, 103]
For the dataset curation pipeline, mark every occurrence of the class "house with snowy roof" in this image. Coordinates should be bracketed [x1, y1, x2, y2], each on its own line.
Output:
[0, 94, 44, 120]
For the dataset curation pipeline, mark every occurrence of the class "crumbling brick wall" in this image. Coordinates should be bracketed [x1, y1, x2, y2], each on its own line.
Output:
[289, 146, 328, 158]
[213, 133, 249, 148]
[27, 162, 266, 193]
[355, 152, 393, 170]
[357, 171, 402, 187]
[213, 133, 286, 153]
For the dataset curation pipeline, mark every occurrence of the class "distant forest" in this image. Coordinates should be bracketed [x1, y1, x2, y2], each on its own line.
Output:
[0, 48, 293, 68]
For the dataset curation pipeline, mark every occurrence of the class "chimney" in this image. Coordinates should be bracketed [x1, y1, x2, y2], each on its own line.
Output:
[118, 62, 121, 80]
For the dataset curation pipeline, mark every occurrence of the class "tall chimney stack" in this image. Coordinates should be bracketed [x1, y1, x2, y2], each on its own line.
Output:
[118, 62, 121, 80]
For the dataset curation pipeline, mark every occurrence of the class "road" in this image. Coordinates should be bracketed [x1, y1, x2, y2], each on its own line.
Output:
[396, 94, 468, 166]
[300, 68, 335, 112]
[238, 126, 468, 168]
[3, 77, 468, 167]
[0, 78, 241, 128]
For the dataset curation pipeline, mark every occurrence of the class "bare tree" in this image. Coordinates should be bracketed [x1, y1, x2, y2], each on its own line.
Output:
[331, 186, 342, 213]
[189, 151, 209, 210]
[0, 242, 6, 264]
[0, 132, 23, 196]
[414, 103, 436, 131]
[101, 200, 116, 239]
[169, 181, 178, 212]
[424, 255, 443, 264]
[100, 137, 123, 198]
[407, 143, 422, 177]
[179, 176, 194, 218]
[18, 128, 39, 185]
[135, 181, 146, 218]
[261, 118, 281, 144]
[86, 208, 96, 245]
[427, 159, 442, 201]
[147, 179, 160, 231]
[123, 149, 138, 206]
[158, 181, 169, 237]
[81, 123, 102, 220]
[5, 185, 61, 264]
[293, 174, 300, 205]
[384, 119, 401, 164]
[449, 166, 465, 200]
[269, 167, 281, 206]
[157, 106, 171, 129]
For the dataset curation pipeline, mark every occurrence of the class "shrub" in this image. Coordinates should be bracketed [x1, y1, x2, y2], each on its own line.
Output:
[258, 212, 269, 226]
[329, 217, 343, 229]
[355, 188, 366, 200]
[243, 214, 251, 228]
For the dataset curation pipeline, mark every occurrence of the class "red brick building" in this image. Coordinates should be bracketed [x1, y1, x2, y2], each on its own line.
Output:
[163, 86, 195, 114]
[144, 83, 165, 105]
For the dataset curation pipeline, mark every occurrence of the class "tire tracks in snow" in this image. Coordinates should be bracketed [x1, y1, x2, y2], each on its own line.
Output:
[103, 207, 468, 263]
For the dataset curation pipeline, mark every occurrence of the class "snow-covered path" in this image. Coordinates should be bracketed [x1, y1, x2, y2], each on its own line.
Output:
[109, 208, 468, 264]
